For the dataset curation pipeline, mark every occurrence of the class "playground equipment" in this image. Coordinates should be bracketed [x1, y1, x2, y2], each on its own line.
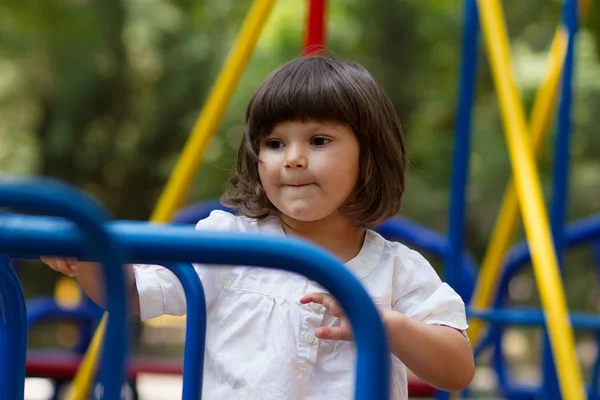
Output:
[3, 0, 600, 398]
[0, 179, 391, 400]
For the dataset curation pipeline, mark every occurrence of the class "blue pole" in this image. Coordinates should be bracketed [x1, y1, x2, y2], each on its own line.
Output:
[165, 263, 207, 400]
[0, 254, 27, 400]
[440, 0, 478, 398]
[446, 0, 478, 292]
[541, 0, 578, 398]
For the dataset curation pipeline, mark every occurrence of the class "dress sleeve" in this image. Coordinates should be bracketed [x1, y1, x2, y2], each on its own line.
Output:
[392, 248, 469, 333]
[133, 210, 235, 321]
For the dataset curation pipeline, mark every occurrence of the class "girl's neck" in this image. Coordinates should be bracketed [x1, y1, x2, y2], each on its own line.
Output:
[279, 213, 366, 263]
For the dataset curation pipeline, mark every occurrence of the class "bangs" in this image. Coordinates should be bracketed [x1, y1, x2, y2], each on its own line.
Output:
[245, 56, 369, 138]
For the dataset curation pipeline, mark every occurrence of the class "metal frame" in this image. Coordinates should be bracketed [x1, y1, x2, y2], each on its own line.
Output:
[0, 178, 391, 400]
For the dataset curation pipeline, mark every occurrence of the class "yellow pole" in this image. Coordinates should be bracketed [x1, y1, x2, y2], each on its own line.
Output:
[66, 0, 276, 398]
[475, 1, 585, 399]
[468, 0, 591, 347]
[65, 316, 107, 400]
[151, 0, 277, 223]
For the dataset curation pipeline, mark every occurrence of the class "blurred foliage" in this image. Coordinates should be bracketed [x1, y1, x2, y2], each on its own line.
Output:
[1, 0, 600, 316]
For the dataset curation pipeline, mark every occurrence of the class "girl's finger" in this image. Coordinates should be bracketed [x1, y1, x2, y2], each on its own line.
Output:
[299, 293, 325, 304]
[315, 326, 351, 341]
[326, 299, 344, 318]
[56, 258, 76, 277]
[300, 293, 345, 318]
[42, 257, 59, 271]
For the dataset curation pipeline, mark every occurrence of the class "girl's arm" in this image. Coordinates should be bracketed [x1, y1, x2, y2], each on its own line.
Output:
[76, 261, 141, 315]
[41, 257, 140, 315]
[383, 310, 474, 391]
[300, 293, 474, 392]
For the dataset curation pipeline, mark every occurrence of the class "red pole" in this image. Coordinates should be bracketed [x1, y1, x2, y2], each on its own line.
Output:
[303, 0, 326, 55]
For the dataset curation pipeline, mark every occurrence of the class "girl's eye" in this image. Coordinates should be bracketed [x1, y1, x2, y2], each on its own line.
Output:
[311, 137, 331, 146]
[265, 140, 284, 149]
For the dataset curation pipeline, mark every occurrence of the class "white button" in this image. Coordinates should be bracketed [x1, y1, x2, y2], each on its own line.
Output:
[306, 333, 317, 345]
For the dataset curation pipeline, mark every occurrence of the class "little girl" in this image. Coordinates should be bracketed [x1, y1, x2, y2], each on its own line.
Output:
[43, 55, 474, 399]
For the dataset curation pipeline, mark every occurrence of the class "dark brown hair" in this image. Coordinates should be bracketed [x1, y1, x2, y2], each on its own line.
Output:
[222, 55, 406, 227]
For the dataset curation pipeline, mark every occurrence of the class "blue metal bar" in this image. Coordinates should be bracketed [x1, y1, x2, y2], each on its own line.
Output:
[541, 0, 579, 397]
[0, 255, 27, 400]
[592, 330, 600, 398]
[26, 297, 103, 330]
[472, 322, 499, 358]
[171, 200, 232, 225]
[439, 1, 479, 397]
[0, 179, 128, 399]
[594, 241, 600, 282]
[551, 0, 578, 278]
[5, 212, 599, 301]
[164, 263, 206, 400]
[446, 0, 478, 293]
[468, 307, 600, 329]
[0, 214, 391, 399]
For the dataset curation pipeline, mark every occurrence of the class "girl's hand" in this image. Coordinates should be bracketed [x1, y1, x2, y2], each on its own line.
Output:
[40, 257, 78, 277]
[300, 292, 353, 341]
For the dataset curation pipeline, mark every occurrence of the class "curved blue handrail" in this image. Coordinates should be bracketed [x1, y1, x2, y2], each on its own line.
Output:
[171, 200, 231, 225]
[0, 179, 128, 399]
[0, 214, 391, 399]
[26, 297, 103, 330]
[498, 213, 600, 296]
[0, 254, 27, 400]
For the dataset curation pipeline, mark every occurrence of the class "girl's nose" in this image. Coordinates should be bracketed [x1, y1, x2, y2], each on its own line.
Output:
[284, 148, 307, 169]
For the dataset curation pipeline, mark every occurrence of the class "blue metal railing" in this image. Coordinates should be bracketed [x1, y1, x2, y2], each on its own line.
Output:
[0, 178, 391, 400]
[0, 179, 129, 399]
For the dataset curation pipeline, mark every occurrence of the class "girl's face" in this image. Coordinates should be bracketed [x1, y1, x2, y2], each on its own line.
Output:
[258, 120, 360, 223]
